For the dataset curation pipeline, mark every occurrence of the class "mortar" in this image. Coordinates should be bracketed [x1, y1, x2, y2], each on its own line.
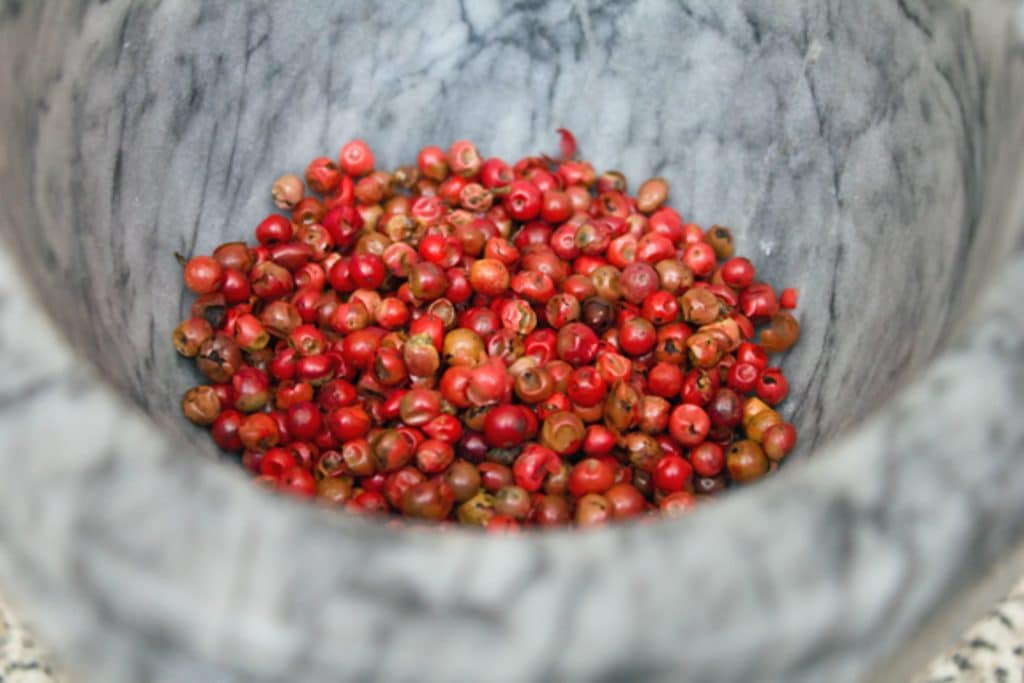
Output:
[1, 2, 1023, 681]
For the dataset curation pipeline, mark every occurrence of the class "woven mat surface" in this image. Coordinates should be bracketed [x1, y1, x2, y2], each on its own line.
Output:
[0, 592, 62, 683]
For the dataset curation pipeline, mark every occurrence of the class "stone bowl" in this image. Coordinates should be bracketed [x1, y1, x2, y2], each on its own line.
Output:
[1, 2, 1023, 681]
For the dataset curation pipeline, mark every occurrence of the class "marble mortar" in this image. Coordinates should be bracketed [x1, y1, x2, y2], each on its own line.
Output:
[1, 1, 1024, 681]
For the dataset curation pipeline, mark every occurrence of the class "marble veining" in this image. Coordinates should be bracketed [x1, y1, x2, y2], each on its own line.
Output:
[0, 1, 1023, 681]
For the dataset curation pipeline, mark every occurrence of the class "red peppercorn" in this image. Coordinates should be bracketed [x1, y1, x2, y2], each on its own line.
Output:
[474, 463, 511, 494]
[756, 367, 789, 405]
[305, 157, 341, 195]
[635, 233, 675, 263]
[349, 252, 386, 290]
[720, 256, 755, 289]
[286, 401, 323, 441]
[736, 342, 769, 370]
[338, 139, 374, 177]
[594, 351, 632, 387]
[556, 323, 599, 366]
[176, 131, 804, 527]
[620, 262, 659, 304]
[221, 268, 252, 304]
[326, 405, 370, 442]
[238, 413, 280, 452]
[480, 157, 513, 188]
[780, 287, 799, 309]
[482, 404, 535, 448]
[414, 439, 455, 475]
[276, 467, 316, 498]
[512, 444, 561, 492]
[648, 361, 683, 398]
[447, 140, 483, 178]
[740, 283, 780, 320]
[541, 190, 572, 224]
[660, 491, 697, 516]
[231, 366, 270, 412]
[691, 442, 725, 477]
[682, 242, 717, 278]
[668, 404, 711, 447]
[417, 145, 448, 181]
[618, 318, 657, 357]
[467, 358, 512, 407]
[653, 454, 693, 492]
[641, 290, 679, 325]
[183, 255, 223, 294]
[566, 366, 607, 407]
[421, 414, 463, 444]
[568, 458, 616, 498]
[399, 388, 442, 427]
[255, 214, 293, 246]
[259, 448, 296, 480]
[210, 410, 244, 451]
[504, 180, 543, 222]
[577, 425, 614, 457]
[726, 362, 760, 393]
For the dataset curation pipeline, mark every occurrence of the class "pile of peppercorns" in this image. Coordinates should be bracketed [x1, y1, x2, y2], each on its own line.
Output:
[173, 131, 800, 530]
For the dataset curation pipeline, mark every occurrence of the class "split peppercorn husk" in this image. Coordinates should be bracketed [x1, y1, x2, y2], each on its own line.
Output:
[173, 132, 801, 530]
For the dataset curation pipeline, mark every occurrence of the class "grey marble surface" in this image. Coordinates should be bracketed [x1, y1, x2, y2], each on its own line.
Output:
[0, 1, 1023, 681]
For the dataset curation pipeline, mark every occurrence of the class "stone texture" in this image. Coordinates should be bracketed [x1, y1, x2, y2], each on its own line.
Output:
[0, 1, 1022, 681]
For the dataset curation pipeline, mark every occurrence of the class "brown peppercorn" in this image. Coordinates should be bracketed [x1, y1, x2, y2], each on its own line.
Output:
[543, 462, 571, 496]
[514, 367, 555, 404]
[212, 242, 253, 273]
[699, 318, 742, 353]
[581, 297, 616, 332]
[680, 288, 721, 325]
[316, 477, 354, 505]
[532, 494, 571, 526]
[598, 170, 627, 193]
[633, 469, 654, 497]
[196, 333, 243, 383]
[623, 432, 662, 472]
[694, 475, 727, 495]
[291, 196, 324, 226]
[260, 300, 302, 338]
[726, 440, 768, 483]
[181, 385, 221, 426]
[392, 164, 421, 190]
[444, 460, 482, 503]
[763, 422, 798, 461]
[742, 397, 773, 424]
[705, 225, 734, 259]
[636, 177, 669, 214]
[744, 408, 783, 443]
[494, 485, 532, 521]
[457, 490, 497, 526]
[540, 411, 585, 455]
[191, 293, 227, 329]
[759, 311, 801, 354]
[604, 380, 641, 433]
[655, 259, 694, 294]
[575, 493, 612, 526]
[686, 331, 723, 369]
[172, 317, 214, 357]
[590, 265, 622, 301]
[246, 347, 274, 375]
[271, 173, 304, 210]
